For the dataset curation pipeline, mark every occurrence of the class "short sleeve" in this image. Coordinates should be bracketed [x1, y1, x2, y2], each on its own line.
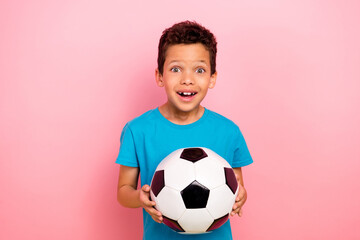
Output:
[232, 126, 253, 168]
[115, 123, 139, 167]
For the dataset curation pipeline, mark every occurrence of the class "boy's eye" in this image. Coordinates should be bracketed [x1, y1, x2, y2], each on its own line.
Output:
[196, 68, 205, 74]
[171, 67, 181, 73]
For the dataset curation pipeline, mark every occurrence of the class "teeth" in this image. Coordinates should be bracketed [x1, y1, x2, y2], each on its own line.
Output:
[178, 92, 196, 96]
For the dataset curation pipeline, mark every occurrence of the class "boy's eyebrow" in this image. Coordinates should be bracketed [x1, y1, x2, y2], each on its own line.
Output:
[168, 60, 208, 64]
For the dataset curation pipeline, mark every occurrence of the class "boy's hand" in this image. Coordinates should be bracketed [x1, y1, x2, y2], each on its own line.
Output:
[230, 174, 247, 217]
[139, 185, 163, 223]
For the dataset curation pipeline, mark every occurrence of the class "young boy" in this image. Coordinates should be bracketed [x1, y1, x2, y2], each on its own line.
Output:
[116, 21, 253, 239]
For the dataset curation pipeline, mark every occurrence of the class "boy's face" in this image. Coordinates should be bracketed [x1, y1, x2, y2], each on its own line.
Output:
[155, 43, 217, 114]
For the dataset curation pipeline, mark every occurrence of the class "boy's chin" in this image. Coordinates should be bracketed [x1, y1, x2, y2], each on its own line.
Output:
[173, 104, 202, 113]
[164, 100, 203, 113]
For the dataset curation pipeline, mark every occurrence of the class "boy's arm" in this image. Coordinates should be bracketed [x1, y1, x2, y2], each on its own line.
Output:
[231, 167, 247, 217]
[117, 165, 163, 223]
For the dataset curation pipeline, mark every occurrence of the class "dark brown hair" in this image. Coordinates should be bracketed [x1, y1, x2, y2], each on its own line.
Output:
[157, 21, 217, 75]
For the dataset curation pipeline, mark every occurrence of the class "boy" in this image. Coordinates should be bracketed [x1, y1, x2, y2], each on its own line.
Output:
[116, 21, 253, 239]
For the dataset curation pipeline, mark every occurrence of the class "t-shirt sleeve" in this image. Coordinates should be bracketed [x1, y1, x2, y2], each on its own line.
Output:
[232, 126, 253, 168]
[115, 123, 139, 167]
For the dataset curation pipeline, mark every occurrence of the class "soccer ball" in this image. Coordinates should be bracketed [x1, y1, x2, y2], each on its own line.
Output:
[150, 147, 238, 234]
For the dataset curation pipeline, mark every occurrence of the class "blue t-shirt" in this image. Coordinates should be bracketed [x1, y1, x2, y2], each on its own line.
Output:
[116, 107, 253, 240]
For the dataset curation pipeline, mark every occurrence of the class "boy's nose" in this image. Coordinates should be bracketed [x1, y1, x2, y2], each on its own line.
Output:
[181, 72, 195, 85]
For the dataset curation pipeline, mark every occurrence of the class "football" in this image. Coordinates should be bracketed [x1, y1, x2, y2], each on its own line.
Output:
[150, 147, 239, 234]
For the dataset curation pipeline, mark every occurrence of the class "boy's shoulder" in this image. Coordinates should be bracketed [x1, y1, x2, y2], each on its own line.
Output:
[125, 108, 158, 129]
[206, 109, 240, 130]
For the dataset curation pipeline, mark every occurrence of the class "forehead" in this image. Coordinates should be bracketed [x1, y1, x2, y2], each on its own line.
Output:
[164, 43, 210, 64]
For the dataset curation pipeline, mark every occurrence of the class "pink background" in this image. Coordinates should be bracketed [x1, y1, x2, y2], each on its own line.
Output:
[1, 0, 359, 239]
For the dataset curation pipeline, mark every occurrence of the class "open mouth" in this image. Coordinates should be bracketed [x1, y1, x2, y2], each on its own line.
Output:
[177, 92, 197, 97]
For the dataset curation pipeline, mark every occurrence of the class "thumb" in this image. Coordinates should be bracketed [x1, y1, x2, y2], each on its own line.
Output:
[142, 184, 151, 193]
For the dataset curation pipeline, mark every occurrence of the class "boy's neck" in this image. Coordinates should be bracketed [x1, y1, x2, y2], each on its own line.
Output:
[158, 103, 205, 125]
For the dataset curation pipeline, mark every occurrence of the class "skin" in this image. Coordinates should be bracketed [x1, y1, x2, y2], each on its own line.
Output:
[117, 43, 248, 223]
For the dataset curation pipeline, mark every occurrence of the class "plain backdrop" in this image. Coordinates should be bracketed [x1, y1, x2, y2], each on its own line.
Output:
[1, 0, 359, 239]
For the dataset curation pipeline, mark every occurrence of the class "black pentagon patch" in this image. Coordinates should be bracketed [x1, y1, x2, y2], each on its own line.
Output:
[180, 148, 208, 163]
[206, 213, 229, 232]
[181, 180, 210, 208]
[151, 170, 165, 197]
[163, 216, 185, 232]
[224, 168, 238, 194]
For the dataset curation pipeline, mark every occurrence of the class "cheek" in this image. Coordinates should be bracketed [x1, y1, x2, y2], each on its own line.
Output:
[197, 77, 212, 88]
[164, 84, 175, 96]
[164, 76, 179, 88]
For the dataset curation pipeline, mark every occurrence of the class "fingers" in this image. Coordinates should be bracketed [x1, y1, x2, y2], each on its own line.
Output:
[231, 203, 240, 217]
[140, 185, 155, 207]
[238, 209, 243, 217]
[231, 207, 243, 217]
[231, 196, 246, 216]
[231, 183, 247, 217]
[231, 205, 243, 217]
[140, 185, 163, 223]
[147, 206, 163, 223]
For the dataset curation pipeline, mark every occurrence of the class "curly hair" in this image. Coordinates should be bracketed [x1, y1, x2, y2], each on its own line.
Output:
[157, 21, 217, 75]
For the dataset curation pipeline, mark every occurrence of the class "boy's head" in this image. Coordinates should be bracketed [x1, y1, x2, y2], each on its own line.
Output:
[157, 21, 217, 76]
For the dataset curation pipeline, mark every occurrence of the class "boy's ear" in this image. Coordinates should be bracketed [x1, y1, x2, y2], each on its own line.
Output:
[155, 68, 164, 87]
[208, 71, 217, 89]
